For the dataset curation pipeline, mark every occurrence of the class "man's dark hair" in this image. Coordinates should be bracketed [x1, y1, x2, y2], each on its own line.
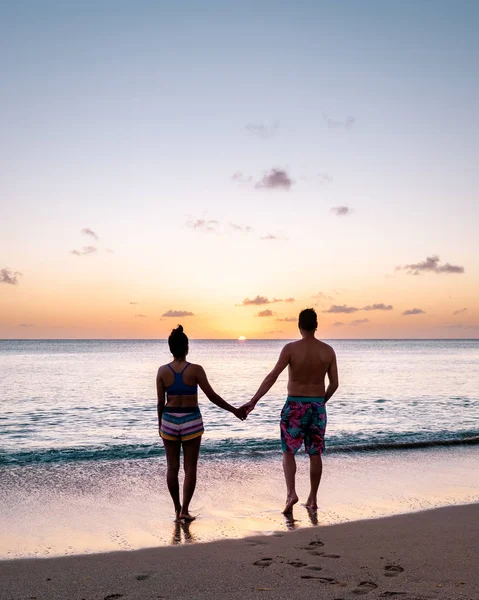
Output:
[168, 325, 189, 358]
[298, 308, 318, 332]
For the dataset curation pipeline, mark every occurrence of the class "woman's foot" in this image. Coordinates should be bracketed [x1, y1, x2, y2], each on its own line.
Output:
[282, 493, 299, 514]
[304, 497, 318, 510]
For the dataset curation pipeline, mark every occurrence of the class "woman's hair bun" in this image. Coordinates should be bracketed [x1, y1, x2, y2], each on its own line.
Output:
[172, 324, 183, 335]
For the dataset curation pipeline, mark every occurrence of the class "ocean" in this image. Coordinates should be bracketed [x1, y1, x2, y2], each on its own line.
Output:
[1, 339, 478, 558]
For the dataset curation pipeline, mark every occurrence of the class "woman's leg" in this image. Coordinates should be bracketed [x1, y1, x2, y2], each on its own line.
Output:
[163, 439, 182, 519]
[179, 435, 201, 520]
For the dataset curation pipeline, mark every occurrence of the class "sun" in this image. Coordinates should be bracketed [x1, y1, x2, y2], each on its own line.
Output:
[237, 336, 247, 341]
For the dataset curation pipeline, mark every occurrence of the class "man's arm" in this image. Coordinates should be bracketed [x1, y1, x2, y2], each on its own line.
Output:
[324, 351, 339, 403]
[156, 369, 166, 435]
[197, 366, 245, 420]
[244, 344, 290, 414]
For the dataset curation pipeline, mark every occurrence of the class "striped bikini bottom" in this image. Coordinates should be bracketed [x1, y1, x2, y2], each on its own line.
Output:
[160, 406, 204, 442]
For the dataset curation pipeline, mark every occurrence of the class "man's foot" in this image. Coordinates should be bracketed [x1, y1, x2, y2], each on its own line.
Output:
[178, 511, 196, 522]
[282, 493, 299, 514]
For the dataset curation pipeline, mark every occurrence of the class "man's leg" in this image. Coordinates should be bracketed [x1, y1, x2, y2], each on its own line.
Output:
[180, 435, 201, 521]
[282, 451, 299, 514]
[163, 439, 182, 519]
[305, 453, 322, 509]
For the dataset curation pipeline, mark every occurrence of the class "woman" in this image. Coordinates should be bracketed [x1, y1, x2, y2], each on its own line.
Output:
[157, 325, 244, 521]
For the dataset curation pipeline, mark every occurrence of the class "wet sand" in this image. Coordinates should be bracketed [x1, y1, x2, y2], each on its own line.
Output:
[2, 446, 479, 559]
[1, 503, 478, 600]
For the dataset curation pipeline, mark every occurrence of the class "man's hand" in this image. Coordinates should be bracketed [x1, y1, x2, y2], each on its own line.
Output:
[242, 400, 256, 417]
[233, 406, 248, 421]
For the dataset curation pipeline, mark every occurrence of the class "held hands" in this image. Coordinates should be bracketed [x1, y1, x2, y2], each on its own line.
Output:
[233, 405, 248, 421]
[242, 400, 256, 417]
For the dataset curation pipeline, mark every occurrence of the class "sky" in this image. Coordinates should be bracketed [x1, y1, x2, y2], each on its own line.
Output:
[1, 0, 478, 339]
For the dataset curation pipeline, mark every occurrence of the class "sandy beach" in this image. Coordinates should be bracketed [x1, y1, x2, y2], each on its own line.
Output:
[1, 503, 477, 600]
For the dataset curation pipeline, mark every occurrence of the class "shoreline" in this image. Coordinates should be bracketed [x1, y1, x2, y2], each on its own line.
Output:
[1, 504, 478, 599]
[2, 445, 478, 560]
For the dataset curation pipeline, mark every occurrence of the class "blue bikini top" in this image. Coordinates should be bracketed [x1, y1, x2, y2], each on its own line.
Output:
[166, 363, 198, 396]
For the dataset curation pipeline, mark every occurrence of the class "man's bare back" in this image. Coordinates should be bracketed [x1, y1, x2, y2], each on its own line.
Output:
[286, 338, 336, 398]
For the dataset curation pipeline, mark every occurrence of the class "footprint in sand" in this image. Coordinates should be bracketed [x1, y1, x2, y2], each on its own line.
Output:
[379, 592, 407, 597]
[322, 553, 341, 559]
[104, 595, 123, 600]
[307, 566, 323, 571]
[135, 574, 150, 581]
[351, 581, 378, 595]
[254, 558, 274, 567]
[307, 540, 324, 548]
[384, 565, 404, 577]
[287, 561, 308, 568]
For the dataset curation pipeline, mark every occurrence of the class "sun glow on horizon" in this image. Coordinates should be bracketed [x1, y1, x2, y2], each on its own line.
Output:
[238, 336, 247, 341]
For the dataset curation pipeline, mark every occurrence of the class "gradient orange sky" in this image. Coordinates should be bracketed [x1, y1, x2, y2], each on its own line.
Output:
[1, 2, 478, 339]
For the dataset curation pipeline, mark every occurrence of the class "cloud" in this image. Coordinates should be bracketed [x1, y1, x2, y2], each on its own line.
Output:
[129, 302, 138, 305]
[245, 121, 279, 139]
[266, 330, 283, 334]
[402, 308, 425, 316]
[255, 169, 294, 191]
[230, 223, 254, 233]
[312, 292, 334, 301]
[276, 317, 297, 322]
[242, 296, 293, 306]
[333, 322, 345, 327]
[397, 256, 464, 276]
[231, 171, 253, 184]
[362, 303, 393, 311]
[323, 113, 356, 130]
[260, 233, 288, 241]
[1, 268, 22, 285]
[81, 228, 99, 241]
[317, 172, 333, 185]
[162, 310, 194, 317]
[70, 246, 97, 256]
[257, 310, 274, 317]
[350, 318, 370, 326]
[324, 304, 359, 314]
[453, 308, 467, 315]
[186, 218, 219, 233]
[19, 323, 34, 327]
[331, 206, 351, 216]
[135, 314, 148, 318]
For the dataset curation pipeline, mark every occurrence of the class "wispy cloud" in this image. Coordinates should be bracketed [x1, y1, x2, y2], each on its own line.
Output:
[266, 329, 283, 334]
[276, 317, 297, 322]
[242, 296, 294, 306]
[312, 292, 334, 302]
[331, 206, 351, 216]
[324, 304, 359, 314]
[245, 121, 279, 139]
[257, 309, 275, 317]
[397, 256, 464, 276]
[162, 310, 194, 317]
[185, 218, 219, 233]
[260, 233, 288, 241]
[362, 303, 393, 311]
[255, 169, 294, 191]
[135, 314, 148, 318]
[130, 302, 138, 305]
[323, 113, 356, 130]
[229, 223, 254, 233]
[350, 318, 370, 326]
[1, 268, 22, 285]
[317, 172, 333, 185]
[70, 246, 97, 256]
[453, 308, 467, 315]
[402, 308, 425, 316]
[19, 323, 34, 327]
[333, 321, 345, 327]
[231, 171, 253, 184]
[81, 228, 99, 241]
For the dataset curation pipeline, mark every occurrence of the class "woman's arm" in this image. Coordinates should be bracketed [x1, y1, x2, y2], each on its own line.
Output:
[156, 369, 166, 435]
[196, 366, 245, 420]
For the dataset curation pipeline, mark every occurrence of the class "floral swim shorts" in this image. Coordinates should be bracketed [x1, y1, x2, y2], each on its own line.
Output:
[280, 396, 327, 455]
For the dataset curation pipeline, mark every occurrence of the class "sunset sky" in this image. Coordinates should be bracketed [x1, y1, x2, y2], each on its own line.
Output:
[1, 1, 478, 339]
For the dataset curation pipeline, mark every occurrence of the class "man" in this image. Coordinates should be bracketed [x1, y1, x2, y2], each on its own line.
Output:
[243, 308, 339, 514]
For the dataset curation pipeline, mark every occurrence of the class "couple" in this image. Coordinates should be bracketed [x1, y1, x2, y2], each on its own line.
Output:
[156, 308, 339, 522]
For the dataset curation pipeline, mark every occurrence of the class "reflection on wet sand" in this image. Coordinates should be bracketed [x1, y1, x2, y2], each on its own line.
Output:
[172, 520, 196, 545]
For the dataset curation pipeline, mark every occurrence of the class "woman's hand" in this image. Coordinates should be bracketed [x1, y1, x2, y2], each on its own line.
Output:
[242, 400, 256, 416]
[233, 406, 248, 421]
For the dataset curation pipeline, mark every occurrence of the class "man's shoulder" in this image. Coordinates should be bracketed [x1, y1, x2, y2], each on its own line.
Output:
[316, 339, 336, 355]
